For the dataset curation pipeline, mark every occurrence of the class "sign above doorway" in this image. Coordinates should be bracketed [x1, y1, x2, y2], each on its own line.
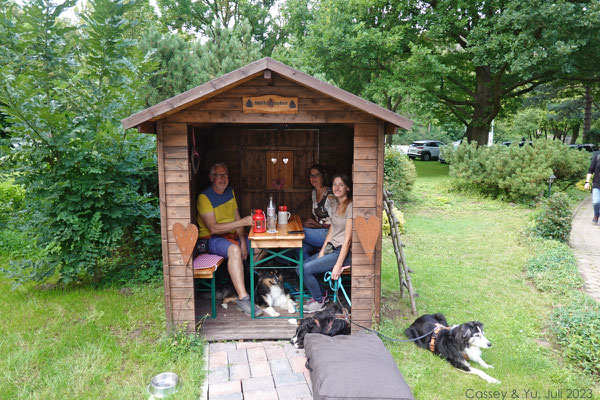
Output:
[243, 95, 298, 114]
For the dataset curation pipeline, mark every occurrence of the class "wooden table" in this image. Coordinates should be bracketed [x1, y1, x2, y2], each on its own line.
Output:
[248, 214, 305, 319]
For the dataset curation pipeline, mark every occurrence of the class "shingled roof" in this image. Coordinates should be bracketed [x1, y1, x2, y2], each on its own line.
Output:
[121, 57, 413, 131]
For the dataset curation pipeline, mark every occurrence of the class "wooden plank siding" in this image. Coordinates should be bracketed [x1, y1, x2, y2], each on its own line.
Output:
[351, 122, 382, 331]
[160, 121, 195, 333]
[153, 70, 392, 337]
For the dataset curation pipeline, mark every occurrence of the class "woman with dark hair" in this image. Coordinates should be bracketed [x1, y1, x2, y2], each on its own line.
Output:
[298, 173, 353, 313]
[302, 164, 335, 259]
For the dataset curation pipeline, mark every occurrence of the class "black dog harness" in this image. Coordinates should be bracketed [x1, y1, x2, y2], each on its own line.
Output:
[314, 318, 334, 334]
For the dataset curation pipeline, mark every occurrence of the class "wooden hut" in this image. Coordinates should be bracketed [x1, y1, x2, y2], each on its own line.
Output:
[122, 57, 413, 338]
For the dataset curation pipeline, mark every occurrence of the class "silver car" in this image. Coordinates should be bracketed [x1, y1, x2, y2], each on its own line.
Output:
[407, 140, 445, 161]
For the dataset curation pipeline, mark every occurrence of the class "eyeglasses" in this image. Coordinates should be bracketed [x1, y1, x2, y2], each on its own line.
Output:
[309, 173, 322, 178]
[211, 173, 228, 179]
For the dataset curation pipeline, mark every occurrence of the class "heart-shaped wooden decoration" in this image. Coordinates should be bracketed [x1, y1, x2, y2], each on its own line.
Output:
[272, 177, 286, 191]
[355, 215, 381, 263]
[173, 222, 198, 266]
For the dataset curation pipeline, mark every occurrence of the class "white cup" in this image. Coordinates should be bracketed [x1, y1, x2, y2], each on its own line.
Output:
[278, 211, 291, 225]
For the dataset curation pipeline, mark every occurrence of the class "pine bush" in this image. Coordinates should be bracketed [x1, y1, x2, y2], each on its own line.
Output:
[446, 140, 589, 201]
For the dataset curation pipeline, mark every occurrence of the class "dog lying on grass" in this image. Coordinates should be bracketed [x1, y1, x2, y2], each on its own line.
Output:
[405, 313, 500, 384]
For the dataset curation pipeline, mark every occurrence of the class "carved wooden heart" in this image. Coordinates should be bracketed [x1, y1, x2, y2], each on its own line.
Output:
[355, 215, 381, 263]
[173, 222, 198, 266]
[272, 177, 286, 191]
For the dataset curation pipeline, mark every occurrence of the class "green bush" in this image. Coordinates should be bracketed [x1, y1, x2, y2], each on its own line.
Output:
[446, 139, 589, 201]
[525, 239, 583, 295]
[0, 183, 24, 228]
[384, 147, 417, 202]
[551, 294, 600, 375]
[382, 206, 405, 236]
[530, 192, 572, 242]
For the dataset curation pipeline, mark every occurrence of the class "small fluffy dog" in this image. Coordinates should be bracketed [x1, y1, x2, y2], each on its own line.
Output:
[219, 269, 296, 317]
[254, 269, 296, 317]
[405, 313, 500, 384]
[290, 306, 351, 349]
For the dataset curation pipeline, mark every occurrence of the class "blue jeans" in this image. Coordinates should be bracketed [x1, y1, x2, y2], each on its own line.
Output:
[593, 188, 600, 217]
[297, 248, 351, 302]
[302, 228, 328, 259]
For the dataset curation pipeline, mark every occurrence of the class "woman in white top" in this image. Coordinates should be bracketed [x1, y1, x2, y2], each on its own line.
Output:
[298, 173, 352, 313]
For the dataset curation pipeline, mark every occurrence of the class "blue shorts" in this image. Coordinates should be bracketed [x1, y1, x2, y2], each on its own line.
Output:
[208, 235, 251, 258]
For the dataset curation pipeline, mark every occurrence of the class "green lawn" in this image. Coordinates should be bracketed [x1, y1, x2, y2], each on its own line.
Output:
[0, 280, 205, 399]
[1, 163, 598, 399]
[380, 160, 599, 399]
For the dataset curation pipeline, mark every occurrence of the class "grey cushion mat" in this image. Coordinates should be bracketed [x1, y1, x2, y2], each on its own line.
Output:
[304, 330, 415, 400]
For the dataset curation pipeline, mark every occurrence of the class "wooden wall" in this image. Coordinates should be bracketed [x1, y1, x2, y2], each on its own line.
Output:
[158, 121, 196, 333]
[351, 121, 385, 330]
[157, 71, 384, 333]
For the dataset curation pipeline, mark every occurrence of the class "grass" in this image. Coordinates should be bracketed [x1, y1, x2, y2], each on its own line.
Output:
[0, 279, 206, 399]
[380, 160, 599, 399]
[1, 164, 598, 398]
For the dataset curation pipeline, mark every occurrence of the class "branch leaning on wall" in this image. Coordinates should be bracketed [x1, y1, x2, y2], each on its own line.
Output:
[383, 188, 417, 316]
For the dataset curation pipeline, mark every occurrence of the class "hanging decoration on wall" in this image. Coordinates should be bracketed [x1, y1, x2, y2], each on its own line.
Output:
[266, 151, 293, 190]
[355, 215, 381, 262]
[173, 222, 198, 266]
[243, 95, 299, 114]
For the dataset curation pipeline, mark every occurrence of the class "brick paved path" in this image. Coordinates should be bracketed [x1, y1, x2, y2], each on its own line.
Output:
[200, 341, 312, 400]
[569, 196, 600, 302]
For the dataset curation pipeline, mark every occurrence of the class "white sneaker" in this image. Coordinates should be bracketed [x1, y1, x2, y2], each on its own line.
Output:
[303, 298, 326, 313]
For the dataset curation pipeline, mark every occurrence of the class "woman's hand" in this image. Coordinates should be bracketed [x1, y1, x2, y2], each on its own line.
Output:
[585, 182, 591, 191]
[332, 264, 342, 280]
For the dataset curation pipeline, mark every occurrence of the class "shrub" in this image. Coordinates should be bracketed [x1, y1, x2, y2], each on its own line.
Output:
[446, 139, 589, 201]
[525, 239, 583, 295]
[0, 183, 24, 228]
[382, 206, 405, 236]
[530, 192, 572, 242]
[551, 294, 600, 375]
[384, 147, 417, 202]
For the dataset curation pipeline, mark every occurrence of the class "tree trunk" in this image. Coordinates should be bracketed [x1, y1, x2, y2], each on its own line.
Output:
[583, 85, 592, 143]
[570, 123, 580, 144]
[465, 66, 496, 145]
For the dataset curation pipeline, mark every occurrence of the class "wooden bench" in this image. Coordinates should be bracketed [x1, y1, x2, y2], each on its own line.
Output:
[193, 253, 225, 318]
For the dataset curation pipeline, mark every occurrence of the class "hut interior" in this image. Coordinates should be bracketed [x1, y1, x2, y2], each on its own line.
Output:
[189, 124, 355, 339]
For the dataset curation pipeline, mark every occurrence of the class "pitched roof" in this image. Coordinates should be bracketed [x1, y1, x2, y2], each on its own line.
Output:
[121, 57, 413, 131]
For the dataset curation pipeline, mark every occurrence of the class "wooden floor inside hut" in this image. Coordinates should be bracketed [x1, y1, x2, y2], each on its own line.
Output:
[195, 296, 299, 341]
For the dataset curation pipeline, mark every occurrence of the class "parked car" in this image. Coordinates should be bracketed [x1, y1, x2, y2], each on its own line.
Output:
[438, 140, 462, 163]
[501, 140, 533, 147]
[407, 140, 445, 161]
[569, 143, 600, 159]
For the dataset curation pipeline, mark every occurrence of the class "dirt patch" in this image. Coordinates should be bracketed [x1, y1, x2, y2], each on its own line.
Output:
[381, 292, 416, 322]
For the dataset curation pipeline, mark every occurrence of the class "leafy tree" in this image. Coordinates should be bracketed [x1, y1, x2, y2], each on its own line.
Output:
[0, 0, 160, 285]
[403, 0, 600, 145]
[277, 0, 415, 114]
[156, 0, 278, 54]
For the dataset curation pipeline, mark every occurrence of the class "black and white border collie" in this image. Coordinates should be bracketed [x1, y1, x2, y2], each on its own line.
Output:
[290, 306, 351, 349]
[254, 270, 296, 317]
[405, 313, 500, 384]
[219, 269, 296, 317]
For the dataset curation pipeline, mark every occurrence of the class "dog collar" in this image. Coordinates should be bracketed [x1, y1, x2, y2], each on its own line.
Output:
[314, 318, 334, 334]
[429, 323, 450, 352]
